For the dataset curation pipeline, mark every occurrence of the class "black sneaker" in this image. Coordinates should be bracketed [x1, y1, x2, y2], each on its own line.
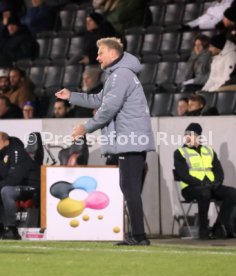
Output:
[2, 227, 21, 240]
[0, 224, 4, 239]
[115, 237, 150, 246]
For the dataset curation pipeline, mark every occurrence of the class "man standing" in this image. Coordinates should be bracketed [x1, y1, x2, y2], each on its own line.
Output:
[174, 123, 236, 239]
[55, 37, 155, 245]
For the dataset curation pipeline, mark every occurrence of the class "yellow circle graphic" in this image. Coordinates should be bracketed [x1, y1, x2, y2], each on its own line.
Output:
[113, 226, 120, 233]
[70, 220, 80, 227]
[57, 198, 85, 218]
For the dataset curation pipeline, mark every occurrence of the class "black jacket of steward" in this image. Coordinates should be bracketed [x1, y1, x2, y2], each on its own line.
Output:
[0, 137, 40, 188]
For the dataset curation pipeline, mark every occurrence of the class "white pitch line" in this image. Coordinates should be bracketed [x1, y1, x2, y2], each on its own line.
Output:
[0, 244, 235, 256]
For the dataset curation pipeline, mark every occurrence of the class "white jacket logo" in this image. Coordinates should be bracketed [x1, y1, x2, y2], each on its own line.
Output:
[133, 77, 140, 84]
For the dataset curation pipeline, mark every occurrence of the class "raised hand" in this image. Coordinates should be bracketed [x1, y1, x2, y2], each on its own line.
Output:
[71, 124, 87, 141]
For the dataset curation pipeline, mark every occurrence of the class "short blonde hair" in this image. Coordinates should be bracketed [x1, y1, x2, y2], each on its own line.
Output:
[97, 37, 123, 55]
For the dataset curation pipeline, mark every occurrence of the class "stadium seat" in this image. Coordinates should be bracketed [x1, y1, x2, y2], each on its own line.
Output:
[172, 169, 221, 238]
[25, 132, 44, 166]
[44, 66, 65, 89]
[138, 63, 158, 85]
[125, 27, 144, 55]
[215, 91, 236, 115]
[150, 93, 173, 116]
[68, 36, 85, 60]
[198, 91, 217, 108]
[36, 37, 52, 59]
[149, 4, 165, 26]
[58, 138, 89, 166]
[29, 66, 46, 88]
[179, 31, 196, 57]
[154, 61, 177, 93]
[141, 28, 162, 55]
[50, 35, 70, 60]
[162, 3, 185, 28]
[175, 61, 188, 88]
[182, 3, 203, 24]
[159, 31, 181, 56]
[63, 65, 84, 90]
[58, 9, 76, 32]
[73, 9, 87, 33]
[142, 83, 157, 108]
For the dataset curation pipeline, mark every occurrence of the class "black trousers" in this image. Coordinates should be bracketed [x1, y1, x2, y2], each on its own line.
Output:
[0, 186, 38, 227]
[182, 184, 236, 233]
[119, 152, 146, 236]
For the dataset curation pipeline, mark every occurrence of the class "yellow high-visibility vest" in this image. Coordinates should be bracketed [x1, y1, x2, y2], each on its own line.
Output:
[178, 146, 215, 189]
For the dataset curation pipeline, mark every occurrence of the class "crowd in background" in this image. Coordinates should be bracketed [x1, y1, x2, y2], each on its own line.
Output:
[0, 0, 236, 119]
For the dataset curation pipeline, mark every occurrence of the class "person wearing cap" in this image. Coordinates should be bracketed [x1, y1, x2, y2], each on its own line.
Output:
[201, 34, 236, 92]
[174, 123, 236, 239]
[22, 101, 35, 119]
[0, 69, 10, 94]
[221, 6, 236, 45]
[0, 15, 39, 67]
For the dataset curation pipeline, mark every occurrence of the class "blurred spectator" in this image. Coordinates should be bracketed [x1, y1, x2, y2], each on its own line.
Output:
[0, 0, 26, 19]
[74, 66, 102, 118]
[21, 0, 57, 36]
[5, 67, 36, 109]
[22, 101, 35, 119]
[177, 97, 188, 116]
[0, 16, 39, 67]
[186, 94, 206, 116]
[201, 34, 236, 92]
[218, 64, 236, 91]
[69, 12, 120, 65]
[0, 7, 12, 28]
[185, 94, 218, 116]
[92, 0, 106, 13]
[53, 98, 72, 118]
[0, 95, 22, 119]
[222, 6, 236, 44]
[81, 66, 102, 93]
[45, 0, 77, 7]
[0, 68, 10, 94]
[182, 35, 212, 93]
[186, 0, 233, 30]
[95, 0, 152, 33]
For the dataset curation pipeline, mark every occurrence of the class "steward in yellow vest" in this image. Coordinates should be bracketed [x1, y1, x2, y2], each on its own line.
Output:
[174, 122, 236, 239]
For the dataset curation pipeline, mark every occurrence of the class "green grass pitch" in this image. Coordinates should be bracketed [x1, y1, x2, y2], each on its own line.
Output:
[0, 240, 236, 276]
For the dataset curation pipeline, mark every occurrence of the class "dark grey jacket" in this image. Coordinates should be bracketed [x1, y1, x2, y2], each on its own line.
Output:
[69, 52, 155, 155]
[184, 49, 212, 85]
